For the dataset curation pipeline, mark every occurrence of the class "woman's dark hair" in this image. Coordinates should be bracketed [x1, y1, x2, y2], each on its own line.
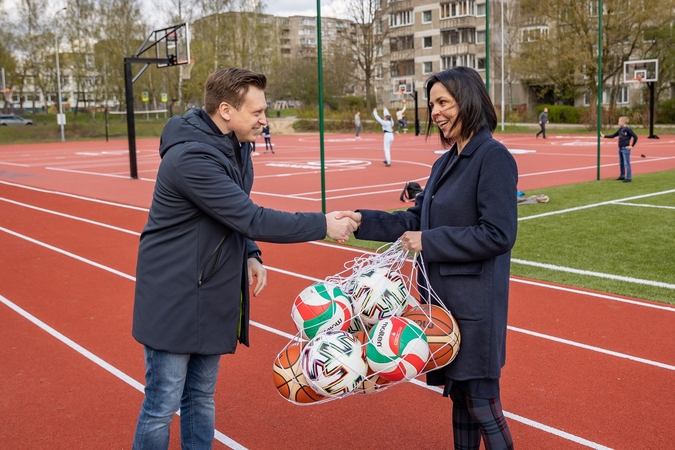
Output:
[425, 66, 497, 148]
[204, 68, 267, 115]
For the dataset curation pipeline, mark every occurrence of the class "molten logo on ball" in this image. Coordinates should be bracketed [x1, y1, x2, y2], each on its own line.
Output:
[366, 316, 429, 382]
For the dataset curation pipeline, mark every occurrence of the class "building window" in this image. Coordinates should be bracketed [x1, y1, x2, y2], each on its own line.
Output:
[390, 35, 414, 52]
[375, 65, 383, 79]
[476, 30, 485, 43]
[440, 1, 475, 19]
[476, 3, 486, 16]
[299, 38, 316, 45]
[390, 9, 414, 27]
[423, 62, 433, 74]
[477, 57, 486, 70]
[441, 54, 475, 70]
[618, 85, 629, 104]
[423, 36, 433, 48]
[441, 27, 475, 45]
[521, 26, 549, 42]
[390, 59, 415, 77]
[299, 18, 316, 26]
[422, 10, 432, 23]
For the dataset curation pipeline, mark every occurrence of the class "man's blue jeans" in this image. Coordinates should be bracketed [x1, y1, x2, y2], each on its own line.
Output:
[619, 147, 631, 180]
[132, 346, 221, 450]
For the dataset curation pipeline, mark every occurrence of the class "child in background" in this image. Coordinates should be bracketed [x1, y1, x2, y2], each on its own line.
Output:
[601, 116, 638, 182]
[262, 124, 274, 154]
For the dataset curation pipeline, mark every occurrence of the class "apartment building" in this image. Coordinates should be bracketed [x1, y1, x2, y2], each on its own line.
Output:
[275, 15, 353, 59]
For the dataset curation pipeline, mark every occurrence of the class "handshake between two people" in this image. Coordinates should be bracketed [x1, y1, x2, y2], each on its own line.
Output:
[325, 211, 362, 243]
[325, 210, 423, 252]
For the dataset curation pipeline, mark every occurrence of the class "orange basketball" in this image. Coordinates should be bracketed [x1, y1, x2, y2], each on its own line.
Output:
[273, 341, 325, 404]
[353, 332, 390, 394]
[402, 305, 460, 372]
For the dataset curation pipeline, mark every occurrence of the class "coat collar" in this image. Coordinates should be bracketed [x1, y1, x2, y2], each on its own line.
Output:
[437, 128, 492, 181]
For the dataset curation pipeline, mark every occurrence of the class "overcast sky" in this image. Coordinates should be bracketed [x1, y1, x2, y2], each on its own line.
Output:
[262, 0, 343, 18]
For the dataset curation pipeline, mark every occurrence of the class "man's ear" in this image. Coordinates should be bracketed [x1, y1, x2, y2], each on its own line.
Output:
[218, 102, 232, 121]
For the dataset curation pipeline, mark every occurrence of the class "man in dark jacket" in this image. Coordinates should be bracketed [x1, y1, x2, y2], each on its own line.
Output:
[536, 107, 549, 139]
[131, 68, 356, 449]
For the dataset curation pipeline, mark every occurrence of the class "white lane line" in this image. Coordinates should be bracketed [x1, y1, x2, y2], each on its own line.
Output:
[0, 227, 616, 449]
[409, 380, 613, 450]
[508, 326, 675, 371]
[0, 197, 142, 236]
[614, 202, 675, 210]
[0, 179, 149, 211]
[0, 293, 247, 450]
[519, 189, 675, 221]
[510, 277, 675, 312]
[0, 161, 31, 167]
[511, 258, 675, 290]
[45, 167, 132, 179]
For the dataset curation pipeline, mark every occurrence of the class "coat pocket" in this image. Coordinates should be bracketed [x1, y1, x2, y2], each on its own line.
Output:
[437, 261, 485, 321]
[198, 236, 226, 286]
[439, 261, 484, 276]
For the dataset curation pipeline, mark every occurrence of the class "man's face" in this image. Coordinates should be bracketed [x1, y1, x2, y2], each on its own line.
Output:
[228, 87, 267, 142]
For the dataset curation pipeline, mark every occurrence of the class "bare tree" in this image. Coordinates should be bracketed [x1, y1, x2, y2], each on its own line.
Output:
[517, 0, 675, 123]
[340, 0, 387, 110]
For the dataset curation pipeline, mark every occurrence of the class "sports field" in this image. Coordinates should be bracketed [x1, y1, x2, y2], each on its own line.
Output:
[1, 131, 674, 449]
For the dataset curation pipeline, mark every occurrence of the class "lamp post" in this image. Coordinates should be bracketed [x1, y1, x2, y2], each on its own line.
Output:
[55, 7, 66, 142]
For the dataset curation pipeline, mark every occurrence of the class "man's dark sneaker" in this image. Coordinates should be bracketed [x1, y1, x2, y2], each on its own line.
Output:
[616, 177, 625, 181]
[623, 179, 632, 183]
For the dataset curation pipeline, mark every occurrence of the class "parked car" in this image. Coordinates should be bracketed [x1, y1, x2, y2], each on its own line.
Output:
[0, 114, 33, 126]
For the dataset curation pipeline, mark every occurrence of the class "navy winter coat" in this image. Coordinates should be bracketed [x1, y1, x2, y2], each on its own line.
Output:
[355, 129, 518, 381]
[133, 109, 326, 355]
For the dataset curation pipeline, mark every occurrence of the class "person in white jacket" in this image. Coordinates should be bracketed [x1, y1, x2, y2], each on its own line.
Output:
[373, 107, 395, 167]
[396, 99, 407, 134]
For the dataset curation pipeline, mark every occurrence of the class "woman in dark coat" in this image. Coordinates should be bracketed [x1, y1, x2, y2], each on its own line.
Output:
[341, 67, 517, 449]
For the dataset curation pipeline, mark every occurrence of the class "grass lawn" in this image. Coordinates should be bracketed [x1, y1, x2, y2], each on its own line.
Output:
[341, 169, 675, 305]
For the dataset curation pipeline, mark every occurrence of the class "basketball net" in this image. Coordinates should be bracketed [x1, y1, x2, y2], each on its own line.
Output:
[180, 60, 195, 80]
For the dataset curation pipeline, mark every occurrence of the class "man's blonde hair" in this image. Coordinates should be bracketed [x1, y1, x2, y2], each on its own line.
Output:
[619, 116, 629, 124]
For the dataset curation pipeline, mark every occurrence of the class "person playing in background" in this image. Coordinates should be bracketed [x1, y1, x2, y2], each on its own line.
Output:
[354, 111, 361, 138]
[536, 107, 549, 139]
[396, 99, 407, 134]
[131, 67, 357, 450]
[262, 123, 273, 153]
[601, 116, 638, 182]
[341, 66, 517, 449]
[373, 107, 395, 167]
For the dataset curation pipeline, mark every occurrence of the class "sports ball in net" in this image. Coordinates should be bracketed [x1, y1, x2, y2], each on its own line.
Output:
[366, 316, 429, 382]
[350, 267, 409, 326]
[353, 332, 390, 394]
[292, 282, 353, 340]
[300, 330, 368, 397]
[403, 305, 460, 372]
[273, 341, 326, 404]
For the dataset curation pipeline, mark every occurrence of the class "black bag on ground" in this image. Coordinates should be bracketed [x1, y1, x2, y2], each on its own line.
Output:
[400, 181, 424, 202]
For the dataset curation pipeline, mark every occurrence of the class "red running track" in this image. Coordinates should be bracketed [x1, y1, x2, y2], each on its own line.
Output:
[1, 133, 675, 449]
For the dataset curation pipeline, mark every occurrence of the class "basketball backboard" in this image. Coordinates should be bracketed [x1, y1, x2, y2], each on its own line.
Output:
[623, 59, 658, 83]
[155, 23, 191, 68]
[392, 77, 414, 94]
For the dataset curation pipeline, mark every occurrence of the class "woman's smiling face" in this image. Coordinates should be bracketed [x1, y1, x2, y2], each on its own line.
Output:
[429, 82, 460, 141]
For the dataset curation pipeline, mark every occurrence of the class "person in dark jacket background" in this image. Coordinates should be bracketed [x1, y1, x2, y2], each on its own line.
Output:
[339, 67, 517, 449]
[601, 116, 638, 182]
[536, 107, 548, 139]
[131, 68, 356, 449]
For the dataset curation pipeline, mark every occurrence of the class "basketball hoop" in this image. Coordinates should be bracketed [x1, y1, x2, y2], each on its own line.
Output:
[633, 76, 643, 83]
